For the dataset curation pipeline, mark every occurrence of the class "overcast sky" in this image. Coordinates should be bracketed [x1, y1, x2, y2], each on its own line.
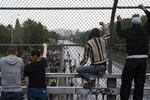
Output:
[0, 0, 149, 32]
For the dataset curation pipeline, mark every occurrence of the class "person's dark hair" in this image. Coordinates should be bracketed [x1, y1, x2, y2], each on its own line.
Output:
[31, 50, 40, 57]
[7, 46, 17, 54]
[88, 28, 100, 40]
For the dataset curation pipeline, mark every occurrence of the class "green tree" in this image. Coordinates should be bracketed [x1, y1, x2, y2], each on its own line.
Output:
[48, 31, 59, 40]
[14, 18, 24, 44]
[0, 24, 12, 43]
[22, 19, 49, 44]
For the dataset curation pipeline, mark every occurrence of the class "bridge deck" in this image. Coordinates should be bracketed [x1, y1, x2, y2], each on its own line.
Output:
[0, 73, 150, 95]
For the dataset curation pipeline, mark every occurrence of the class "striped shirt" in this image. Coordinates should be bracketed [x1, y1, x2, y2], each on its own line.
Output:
[80, 26, 110, 66]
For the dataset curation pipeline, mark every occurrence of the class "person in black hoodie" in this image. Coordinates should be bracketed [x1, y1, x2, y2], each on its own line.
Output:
[116, 4, 150, 100]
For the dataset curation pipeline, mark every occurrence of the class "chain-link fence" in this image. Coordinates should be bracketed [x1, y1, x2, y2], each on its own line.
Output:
[0, 0, 150, 100]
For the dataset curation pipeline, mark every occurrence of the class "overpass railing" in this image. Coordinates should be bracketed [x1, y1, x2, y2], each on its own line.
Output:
[0, 72, 150, 100]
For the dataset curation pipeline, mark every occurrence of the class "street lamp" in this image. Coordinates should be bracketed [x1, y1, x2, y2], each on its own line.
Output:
[11, 26, 13, 44]
[10, 15, 15, 44]
[11, 14, 20, 44]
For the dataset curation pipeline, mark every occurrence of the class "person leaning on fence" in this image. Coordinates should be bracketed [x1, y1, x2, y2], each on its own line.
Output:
[116, 4, 150, 100]
[23, 43, 48, 100]
[0, 46, 24, 100]
[76, 22, 110, 88]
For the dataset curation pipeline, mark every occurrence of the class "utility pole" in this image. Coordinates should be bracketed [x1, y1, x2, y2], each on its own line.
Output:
[11, 27, 13, 44]
[11, 14, 20, 44]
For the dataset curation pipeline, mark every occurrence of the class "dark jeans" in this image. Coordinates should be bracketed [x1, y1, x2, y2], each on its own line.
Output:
[78, 63, 106, 82]
[1, 91, 23, 100]
[27, 88, 47, 100]
[120, 58, 147, 100]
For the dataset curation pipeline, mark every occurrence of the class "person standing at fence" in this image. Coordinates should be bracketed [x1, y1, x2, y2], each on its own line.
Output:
[76, 22, 110, 88]
[116, 4, 150, 100]
[23, 43, 48, 100]
[0, 46, 24, 100]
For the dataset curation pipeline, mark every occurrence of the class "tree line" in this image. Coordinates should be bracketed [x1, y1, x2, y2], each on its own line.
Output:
[0, 15, 147, 45]
[0, 18, 59, 44]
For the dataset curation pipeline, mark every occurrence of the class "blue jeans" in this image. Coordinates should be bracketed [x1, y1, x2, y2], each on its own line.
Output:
[78, 63, 106, 81]
[1, 91, 23, 100]
[27, 88, 47, 100]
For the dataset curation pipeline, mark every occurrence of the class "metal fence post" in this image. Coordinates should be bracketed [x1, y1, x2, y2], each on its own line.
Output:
[58, 45, 67, 100]
[107, 78, 117, 100]
[108, 0, 118, 74]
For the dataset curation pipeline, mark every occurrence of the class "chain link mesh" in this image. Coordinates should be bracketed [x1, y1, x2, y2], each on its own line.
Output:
[0, 0, 150, 100]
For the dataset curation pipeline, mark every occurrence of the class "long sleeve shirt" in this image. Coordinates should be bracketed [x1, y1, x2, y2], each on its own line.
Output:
[80, 25, 110, 66]
[117, 10, 150, 55]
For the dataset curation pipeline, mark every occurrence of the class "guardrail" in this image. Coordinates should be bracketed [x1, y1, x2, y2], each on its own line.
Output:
[0, 73, 150, 100]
